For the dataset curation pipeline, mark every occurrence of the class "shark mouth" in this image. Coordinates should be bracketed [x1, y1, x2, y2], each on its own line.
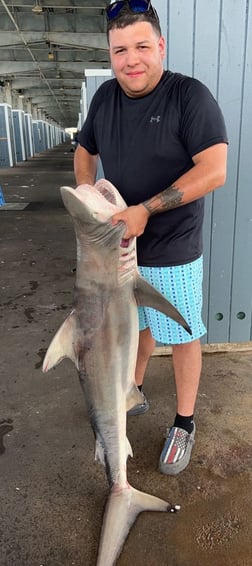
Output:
[93, 179, 136, 277]
[95, 179, 132, 251]
[97, 185, 117, 205]
[95, 179, 125, 209]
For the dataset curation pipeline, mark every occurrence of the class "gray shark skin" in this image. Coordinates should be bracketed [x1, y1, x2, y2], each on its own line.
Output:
[43, 179, 191, 566]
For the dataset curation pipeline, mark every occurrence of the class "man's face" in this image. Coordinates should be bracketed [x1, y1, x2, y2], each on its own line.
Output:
[108, 21, 165, 98]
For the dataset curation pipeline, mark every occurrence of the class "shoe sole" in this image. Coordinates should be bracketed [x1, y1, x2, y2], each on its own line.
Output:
[159, 424, 196, 476]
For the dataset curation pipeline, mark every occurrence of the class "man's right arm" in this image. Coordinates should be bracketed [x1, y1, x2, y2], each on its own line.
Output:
[74, 144, 98, 186]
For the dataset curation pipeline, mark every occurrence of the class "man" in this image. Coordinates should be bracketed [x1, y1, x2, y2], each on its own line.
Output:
[74, 0, 228, 475]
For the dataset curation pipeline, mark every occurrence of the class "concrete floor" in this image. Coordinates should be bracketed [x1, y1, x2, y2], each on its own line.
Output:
[0, 145, 252, 566]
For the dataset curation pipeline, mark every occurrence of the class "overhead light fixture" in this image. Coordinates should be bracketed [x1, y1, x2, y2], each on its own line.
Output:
[32, 1, 43, 14]
[48, 51, 55, 61]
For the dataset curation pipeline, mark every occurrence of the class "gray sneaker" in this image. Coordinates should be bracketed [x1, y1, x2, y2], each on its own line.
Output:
[159, 423, 196, 475]
[127, 392, 149, 416]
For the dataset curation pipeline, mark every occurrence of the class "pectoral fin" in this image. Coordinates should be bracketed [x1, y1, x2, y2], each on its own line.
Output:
[42, 310, 82, 372]
[134, 275, 192, 335]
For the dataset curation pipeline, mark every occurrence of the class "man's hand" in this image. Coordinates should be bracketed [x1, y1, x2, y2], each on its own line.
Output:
[111, 204, 150, 239]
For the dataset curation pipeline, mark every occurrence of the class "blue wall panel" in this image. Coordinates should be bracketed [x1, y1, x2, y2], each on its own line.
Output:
[0, 103, 16, 167]
[37, 121, 46, 151]
[166, 0, 195, 75]
[24, 113, 34, 158]
[32, 120, 41, 153]
[207, 0, 248, 342]
[12, 110, 26, 162]
[85, 73, 112, 181]
[229, 0, 252, 341]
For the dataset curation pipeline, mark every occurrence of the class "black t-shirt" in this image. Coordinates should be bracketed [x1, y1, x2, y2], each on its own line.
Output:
[78, 71, 228, 266]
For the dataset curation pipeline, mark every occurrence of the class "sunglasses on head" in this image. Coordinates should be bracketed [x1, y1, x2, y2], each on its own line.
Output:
[106, 0, 156, 22]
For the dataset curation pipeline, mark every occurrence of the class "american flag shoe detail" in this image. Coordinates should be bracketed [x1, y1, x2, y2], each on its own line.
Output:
[159, 423, 196, 475]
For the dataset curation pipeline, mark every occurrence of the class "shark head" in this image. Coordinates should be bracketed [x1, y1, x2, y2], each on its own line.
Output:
[60, 179, 137, 284]
[60, 179, 127, 239]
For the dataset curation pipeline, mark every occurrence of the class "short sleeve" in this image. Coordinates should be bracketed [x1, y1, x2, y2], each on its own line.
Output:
[180, 78, 228, 157]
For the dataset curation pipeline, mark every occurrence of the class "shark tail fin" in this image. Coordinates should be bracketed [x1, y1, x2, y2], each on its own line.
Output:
[42, 311, 80, 372]
[134, 275, 192, 336]
[97, 485, 177, 566]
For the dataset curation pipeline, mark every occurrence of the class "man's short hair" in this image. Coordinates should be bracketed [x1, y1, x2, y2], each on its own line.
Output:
[107, 5, 162, 41]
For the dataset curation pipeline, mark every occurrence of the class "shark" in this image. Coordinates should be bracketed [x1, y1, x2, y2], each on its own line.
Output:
[42, 179, 191, 565]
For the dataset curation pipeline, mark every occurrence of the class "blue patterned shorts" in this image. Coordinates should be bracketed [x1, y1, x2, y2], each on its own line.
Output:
[138, 256, 206, 345]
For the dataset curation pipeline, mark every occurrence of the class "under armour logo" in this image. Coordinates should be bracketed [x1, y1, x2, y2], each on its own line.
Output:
[150, 115, 161, 124]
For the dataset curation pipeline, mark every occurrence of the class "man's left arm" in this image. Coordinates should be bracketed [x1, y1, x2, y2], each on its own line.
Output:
[112, 142, 228, 239]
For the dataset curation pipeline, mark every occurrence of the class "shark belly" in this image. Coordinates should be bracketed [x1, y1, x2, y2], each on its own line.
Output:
[77, 285, 139, 489]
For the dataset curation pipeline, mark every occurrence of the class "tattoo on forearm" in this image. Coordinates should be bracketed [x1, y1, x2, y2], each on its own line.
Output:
[142, 184, 184, 216]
